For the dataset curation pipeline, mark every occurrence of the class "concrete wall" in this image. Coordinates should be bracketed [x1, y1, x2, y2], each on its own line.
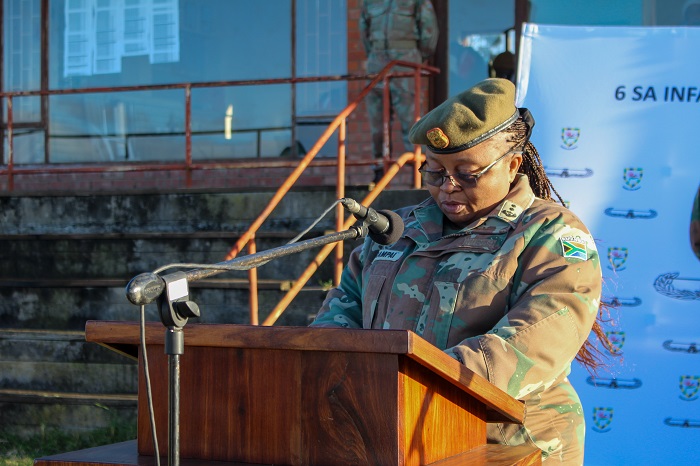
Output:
[0, 187, 429, 435]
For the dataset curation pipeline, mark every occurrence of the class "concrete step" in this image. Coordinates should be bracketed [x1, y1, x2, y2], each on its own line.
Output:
[0, 283, 324, 330]
[0, 329, 137, 393]
[0, 329, 138, 436]
[0, 233, 356, 281]
[0, 188, 427, 236]
[0, 187, 429, 436]
[0, 389, 137, 437]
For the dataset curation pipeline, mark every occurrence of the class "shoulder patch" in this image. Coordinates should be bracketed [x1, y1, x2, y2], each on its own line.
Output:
[561, 235, 588, 260]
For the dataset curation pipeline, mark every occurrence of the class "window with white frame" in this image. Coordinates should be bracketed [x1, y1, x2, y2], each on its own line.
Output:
[63, 0, 179, 77]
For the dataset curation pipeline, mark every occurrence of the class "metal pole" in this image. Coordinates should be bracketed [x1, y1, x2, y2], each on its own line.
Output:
[165, 327, 184, 466]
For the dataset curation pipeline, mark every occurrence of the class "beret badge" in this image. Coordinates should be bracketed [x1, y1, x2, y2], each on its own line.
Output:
[426, 127, 449, 149]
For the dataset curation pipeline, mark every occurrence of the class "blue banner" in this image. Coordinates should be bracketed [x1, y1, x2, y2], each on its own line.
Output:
[517, 24, 700, 465]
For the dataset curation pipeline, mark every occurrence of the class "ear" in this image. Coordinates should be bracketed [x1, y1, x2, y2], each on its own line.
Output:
[508, 152, 523, 183]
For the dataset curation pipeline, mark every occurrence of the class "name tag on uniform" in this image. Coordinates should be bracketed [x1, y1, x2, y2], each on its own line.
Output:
[374, 249, 403, 261]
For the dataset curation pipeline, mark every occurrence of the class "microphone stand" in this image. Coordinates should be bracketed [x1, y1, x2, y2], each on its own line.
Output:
[144, 225, 369, 466]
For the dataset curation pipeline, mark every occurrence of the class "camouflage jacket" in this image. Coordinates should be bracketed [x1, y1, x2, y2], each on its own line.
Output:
[360, 0, 438, 61]
[311, 175, 602, 464]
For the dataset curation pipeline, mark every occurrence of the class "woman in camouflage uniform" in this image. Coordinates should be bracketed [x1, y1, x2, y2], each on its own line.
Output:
[311, 78, 609, 464]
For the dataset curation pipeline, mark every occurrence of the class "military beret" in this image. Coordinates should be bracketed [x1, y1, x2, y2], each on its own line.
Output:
[408, 78, 520, 154]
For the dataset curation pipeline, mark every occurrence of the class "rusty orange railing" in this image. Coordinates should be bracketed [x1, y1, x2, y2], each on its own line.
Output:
[1, 60, 439, 324]
[220, 60, 438, 325]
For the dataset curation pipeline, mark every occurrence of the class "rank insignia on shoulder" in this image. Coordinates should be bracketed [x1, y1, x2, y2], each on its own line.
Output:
[561, 235, 588, 260]
[498, 201, 522, 221]
[426, 127, 449, 149]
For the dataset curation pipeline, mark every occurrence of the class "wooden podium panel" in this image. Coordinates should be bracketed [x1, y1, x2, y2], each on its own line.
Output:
[80, 321, 536, 466]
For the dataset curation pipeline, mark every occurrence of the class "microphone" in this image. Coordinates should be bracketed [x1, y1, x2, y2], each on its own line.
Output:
[340, 198, 404, 245]
[126, 272, 166, 306]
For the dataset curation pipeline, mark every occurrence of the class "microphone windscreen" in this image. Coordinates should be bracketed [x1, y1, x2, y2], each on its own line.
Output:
[368, 210, 404, 245]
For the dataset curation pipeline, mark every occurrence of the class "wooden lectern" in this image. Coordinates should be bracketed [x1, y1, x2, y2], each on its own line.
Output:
[35, 321, 541, 466]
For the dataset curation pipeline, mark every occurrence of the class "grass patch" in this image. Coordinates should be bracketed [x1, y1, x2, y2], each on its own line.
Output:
[0, 418, 136, 466]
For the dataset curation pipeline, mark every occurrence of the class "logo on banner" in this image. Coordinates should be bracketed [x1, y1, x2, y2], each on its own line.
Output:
[663, 340, 699, 354]
[545, 167, 593, 178]
[587, 376, 642, 389]
[604, 208, 658, 220]
[680, 376, 700, 401]
[622, 167, 643, 190]
[560, 127, 580, 149]
[601, 296, 642, 307]
[664, 417, 700, 428]
[605, 331, 626, 354]
[607, 247, 628, 271]
[592, 407, 614, 433]
[653, 272, 700, 301]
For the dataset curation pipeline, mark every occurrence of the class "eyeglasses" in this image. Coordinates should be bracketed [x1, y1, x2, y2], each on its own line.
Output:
[419, 149, 522, 188]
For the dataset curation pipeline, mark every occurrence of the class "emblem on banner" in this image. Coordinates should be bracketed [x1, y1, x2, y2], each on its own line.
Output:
[653, 272, 700, 301]
[663, 340, 699, 354]
[560, 127, 580, 149]
[586, 376, 642, 389]
[622, 167, 643, 190]
[605, 331, 625, 355]
[592, 407, 614, 433]
[545, 167, 593, 178]
[664, 417, 700, 428]
[604, 208, 657, 219]
[601, 296, 642, 307]
[679, 375, 700, 401]
[607, 247, 628, 271]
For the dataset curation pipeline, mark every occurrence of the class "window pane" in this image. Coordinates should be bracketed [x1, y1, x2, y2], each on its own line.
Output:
[49, 0, 292, 89]
[448, 0, 514, 97]
[4, 129, 45, 164]
[295, 0, 347, 116]
[3, 0, 42, 122]
[49, 89, 184, 163]
[191, 85, 292, 159]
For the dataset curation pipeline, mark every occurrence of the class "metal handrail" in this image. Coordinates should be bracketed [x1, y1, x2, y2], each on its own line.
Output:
[0, 74, 373, 190]
[1, 59, 438, 324]
[218, 60, 438, 325]
[261, 149, 422, 326]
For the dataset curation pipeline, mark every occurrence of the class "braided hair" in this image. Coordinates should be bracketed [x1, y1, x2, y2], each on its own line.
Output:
[504, 118, 565, 204]
[504, 116, 615, 374]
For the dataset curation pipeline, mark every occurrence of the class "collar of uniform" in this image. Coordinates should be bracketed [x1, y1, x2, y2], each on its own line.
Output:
[408, 198, 446, 243]
[490, 174, 535, 226]
[409, 174, 535, 237]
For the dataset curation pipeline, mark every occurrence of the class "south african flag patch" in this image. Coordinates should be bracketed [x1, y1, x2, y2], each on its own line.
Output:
[561, 236, 588, 260]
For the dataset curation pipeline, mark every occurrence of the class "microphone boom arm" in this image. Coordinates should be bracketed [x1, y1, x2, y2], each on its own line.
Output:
[126, 226, 367, 306]
[185, 226, 365, 282]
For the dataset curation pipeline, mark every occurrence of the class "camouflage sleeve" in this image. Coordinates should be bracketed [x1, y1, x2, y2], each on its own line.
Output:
[309, 243, 366, 328]
[359, 1, 372, 55]
[417, 0, 439, 60]
[447, 213, 602, 400]
[691, 184, 700, 260]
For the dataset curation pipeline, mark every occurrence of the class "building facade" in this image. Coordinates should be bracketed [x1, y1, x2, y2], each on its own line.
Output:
[0, 0, 691, 193]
